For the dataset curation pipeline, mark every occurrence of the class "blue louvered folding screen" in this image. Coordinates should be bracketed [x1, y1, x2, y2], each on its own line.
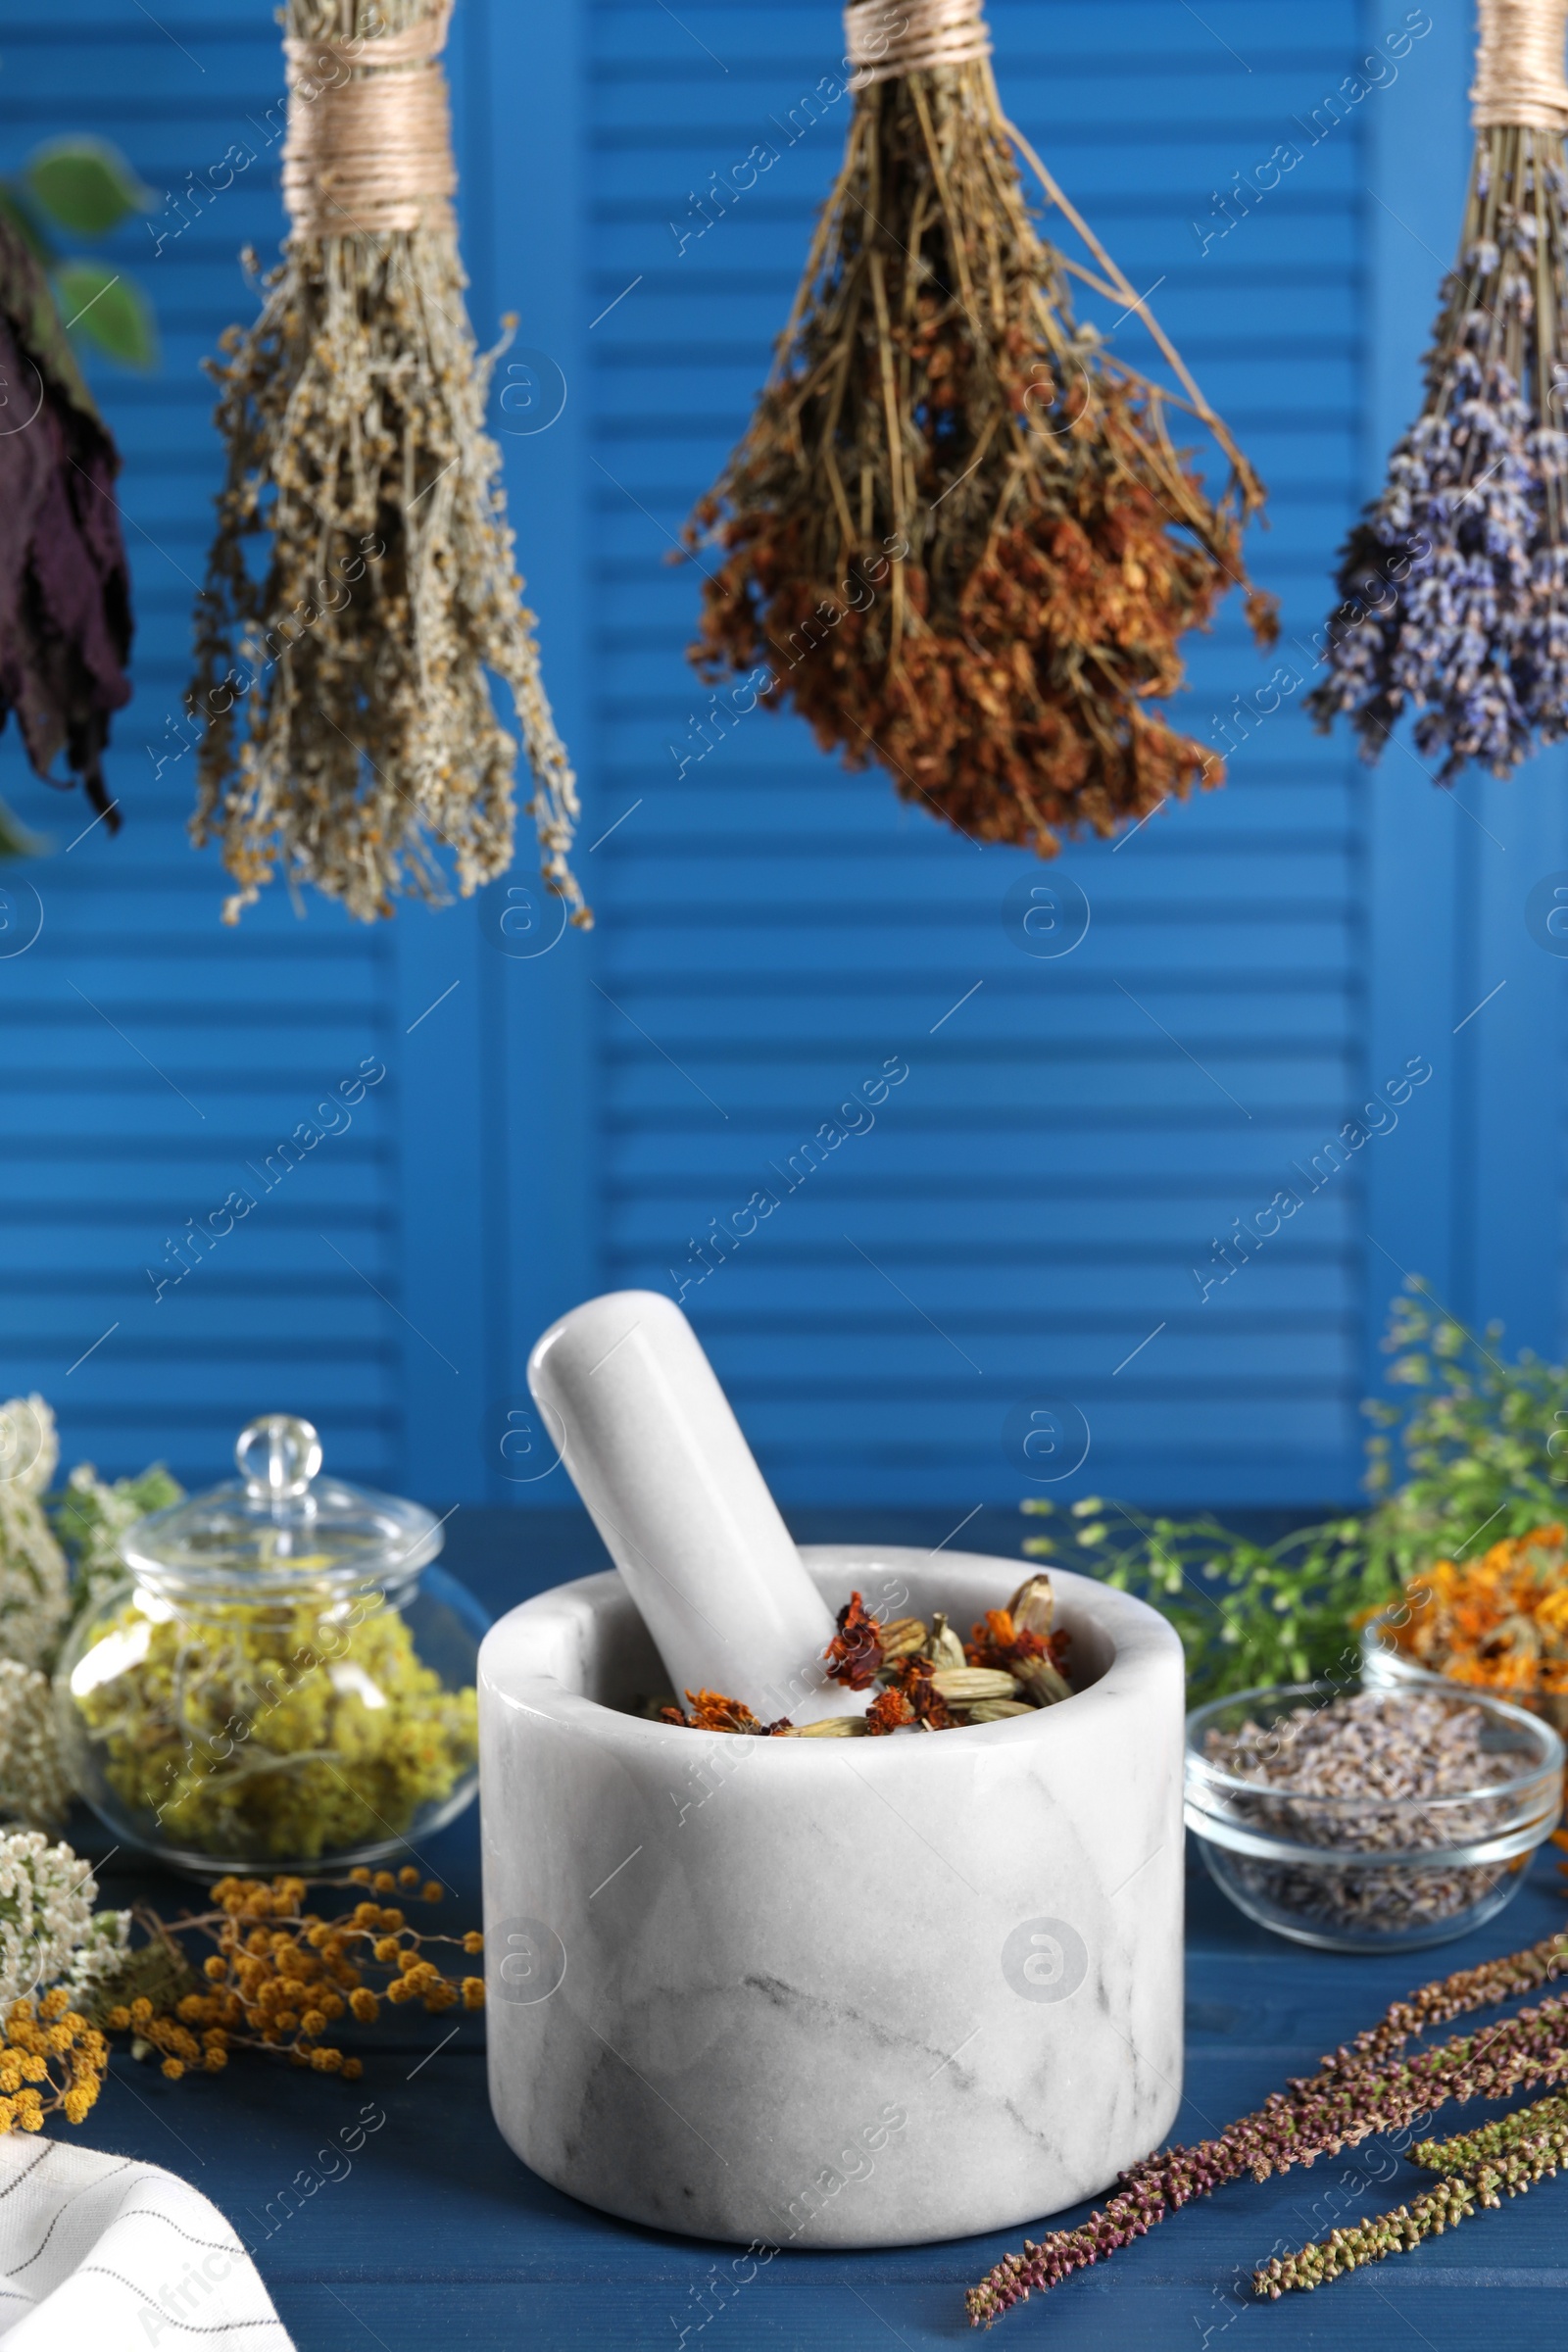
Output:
[1, 1, 1561, 1512]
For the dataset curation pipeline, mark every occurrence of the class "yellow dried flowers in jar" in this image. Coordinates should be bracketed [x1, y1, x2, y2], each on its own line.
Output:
[53, 1417, 484, 1874]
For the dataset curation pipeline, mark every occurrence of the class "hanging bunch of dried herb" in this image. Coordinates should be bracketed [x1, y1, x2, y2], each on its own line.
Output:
[1307, 0, 1568, 776]
[683, 0, 1275, 855]
[0, 208, 131, 844]
[188, 0, 586, 925]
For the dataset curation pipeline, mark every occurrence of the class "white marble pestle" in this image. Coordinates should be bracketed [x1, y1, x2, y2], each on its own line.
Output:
[527, 1290, 859, 1723]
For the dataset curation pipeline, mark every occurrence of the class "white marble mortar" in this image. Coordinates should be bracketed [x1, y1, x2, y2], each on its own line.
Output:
[479, 1544, 1184, 2247]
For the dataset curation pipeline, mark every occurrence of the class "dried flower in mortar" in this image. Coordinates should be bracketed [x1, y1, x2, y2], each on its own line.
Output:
[852, 1688, 902, 1734]
[967, 1575, 1073, 1703]
[682, 0, 1274, 856]
[0, 210, 131, 835]
[965, 1926, 1568, 2324]
[1307, 0, 1568, 778]
[660, 1574, 1073, 1736]
[825, 1591, 884, 1690]
[98, 1867, 484, 2086]
[879, 1654, 956, 1731]
[659, 1690, 794, 1736]
[1373, 1524, 1568, 1733]
[187, 0, 585, 925]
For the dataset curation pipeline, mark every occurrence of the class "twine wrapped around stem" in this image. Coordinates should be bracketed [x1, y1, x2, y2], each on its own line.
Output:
[1308, 0, 1568, 778]
[683, 0, 1275, 856]
[188, 0, 586, 925]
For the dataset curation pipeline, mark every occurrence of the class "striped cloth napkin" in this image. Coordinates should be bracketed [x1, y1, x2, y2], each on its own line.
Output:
[0, 2133, 291, 2347]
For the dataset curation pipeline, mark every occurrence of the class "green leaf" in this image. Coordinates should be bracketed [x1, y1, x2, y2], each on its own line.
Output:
[25, 138, 154, 237]
[0, 796, 48, 860]
[52, 262, 158, 370]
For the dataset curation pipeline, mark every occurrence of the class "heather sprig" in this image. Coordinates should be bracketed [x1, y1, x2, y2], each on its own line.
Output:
[964, 1928, 1568, 2325]
[1307, 121, 1568, 778]
[1255, 2090, 1568, 2296]
[1412, 2084, 1568, 2173]
[1252, 2174, 1484, 2296]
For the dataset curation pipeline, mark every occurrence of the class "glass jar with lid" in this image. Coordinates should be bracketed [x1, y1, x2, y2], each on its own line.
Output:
[54, 1415, 486, 1874]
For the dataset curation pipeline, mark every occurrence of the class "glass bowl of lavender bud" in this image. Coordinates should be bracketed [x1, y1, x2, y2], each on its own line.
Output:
[1184, 1681, 1563, 1953]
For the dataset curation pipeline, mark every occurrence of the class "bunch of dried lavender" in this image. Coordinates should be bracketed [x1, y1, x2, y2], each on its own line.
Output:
[965, 1928, 1568, 2325]
[1307, 0, 1568, 777]
[0, 210, 130, 837]
[188, 0, 585, 925]
[683, 0, 1274, 857]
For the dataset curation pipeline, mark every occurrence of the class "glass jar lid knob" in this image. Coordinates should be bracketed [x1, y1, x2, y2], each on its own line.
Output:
[236, 1415, 322, 1501]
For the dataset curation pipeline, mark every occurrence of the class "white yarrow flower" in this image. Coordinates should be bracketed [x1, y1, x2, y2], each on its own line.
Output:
[0, 1660, 71, 1833]
[0, 1397, 72, 1672]
[64, 1907, 131, 2001]
[0, 1830, 97, 2005]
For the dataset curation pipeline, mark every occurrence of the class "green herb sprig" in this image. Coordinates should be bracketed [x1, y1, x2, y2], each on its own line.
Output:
[1022, 1281, 1568, 1702]
[0, 133, 158, 371]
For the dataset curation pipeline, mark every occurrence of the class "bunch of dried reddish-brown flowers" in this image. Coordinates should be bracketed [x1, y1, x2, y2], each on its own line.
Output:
[683, 0, 1274, 857]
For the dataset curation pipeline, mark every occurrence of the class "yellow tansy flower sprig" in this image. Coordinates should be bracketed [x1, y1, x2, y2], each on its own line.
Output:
[102, 1864, 484, 2086]
[0, 1987, 110, 2133]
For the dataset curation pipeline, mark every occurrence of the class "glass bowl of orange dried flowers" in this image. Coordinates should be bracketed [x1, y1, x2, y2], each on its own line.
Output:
[1360, 1525, 1568, 1738]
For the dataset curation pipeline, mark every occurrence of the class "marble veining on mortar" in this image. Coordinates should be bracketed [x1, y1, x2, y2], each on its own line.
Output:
[480, 1545, 1184, 2245]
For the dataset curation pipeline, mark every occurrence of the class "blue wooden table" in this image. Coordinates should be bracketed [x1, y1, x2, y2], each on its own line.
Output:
[70, 1510, 1568, 2350]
